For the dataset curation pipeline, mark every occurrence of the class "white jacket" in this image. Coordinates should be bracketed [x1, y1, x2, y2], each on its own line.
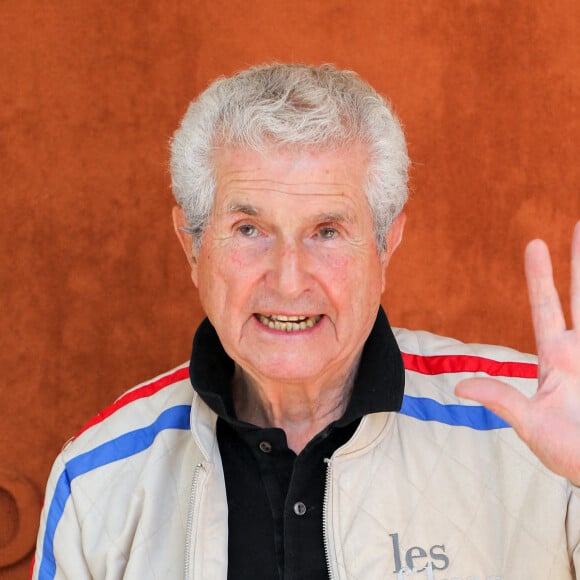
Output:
[32, 328, 580, 579]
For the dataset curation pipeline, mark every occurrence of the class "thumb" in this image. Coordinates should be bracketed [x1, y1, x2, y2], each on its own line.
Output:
[455, 378, 531, 433]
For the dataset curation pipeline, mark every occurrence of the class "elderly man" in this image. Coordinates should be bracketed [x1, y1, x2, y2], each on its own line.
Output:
[33, 64, 579, 579]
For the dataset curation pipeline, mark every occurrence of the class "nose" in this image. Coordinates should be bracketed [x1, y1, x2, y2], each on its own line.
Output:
[266, 237, 313, 298]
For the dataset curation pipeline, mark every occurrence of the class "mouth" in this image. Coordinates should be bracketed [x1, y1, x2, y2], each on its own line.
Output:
[255, 313, 323, 332]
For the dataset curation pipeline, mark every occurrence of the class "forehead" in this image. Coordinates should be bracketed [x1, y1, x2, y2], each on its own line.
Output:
[211, 143, 371, 212]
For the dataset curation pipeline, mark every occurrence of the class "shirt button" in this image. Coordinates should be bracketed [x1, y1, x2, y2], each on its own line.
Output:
[293, 501, 307, 516]
[259, 441, 272, 453]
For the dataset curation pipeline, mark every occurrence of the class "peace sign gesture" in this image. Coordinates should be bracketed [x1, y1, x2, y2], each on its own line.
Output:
[456, 222, 580, 486]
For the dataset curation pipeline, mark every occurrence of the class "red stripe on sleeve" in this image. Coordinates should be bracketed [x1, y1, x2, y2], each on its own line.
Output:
[401, 352, 537, 378]
[74, 366, 190, 438]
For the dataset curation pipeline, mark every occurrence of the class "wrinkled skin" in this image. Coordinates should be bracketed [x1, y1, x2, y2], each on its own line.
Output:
[173, 144, 405, 451]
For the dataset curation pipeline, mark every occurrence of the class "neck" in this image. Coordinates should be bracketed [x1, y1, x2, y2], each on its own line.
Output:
[232, 362, 359, 454]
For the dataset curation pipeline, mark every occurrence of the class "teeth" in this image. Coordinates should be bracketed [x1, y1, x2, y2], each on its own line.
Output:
[257, 314, 322, 332]
[270, 315, 307, 322]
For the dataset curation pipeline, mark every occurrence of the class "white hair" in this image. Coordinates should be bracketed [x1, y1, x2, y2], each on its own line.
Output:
[170, 63, 409, 249]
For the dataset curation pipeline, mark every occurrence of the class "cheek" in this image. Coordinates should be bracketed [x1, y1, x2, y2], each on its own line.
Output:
[224, 245, 264, 284]
[325, 253, 384, 308]
[199, 247, 261, 301]
[318, 248, 381, 284]
[229, 249, 259, 271]
[315, 247, 351, 273]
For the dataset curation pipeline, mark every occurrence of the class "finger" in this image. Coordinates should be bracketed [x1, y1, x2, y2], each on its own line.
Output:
[525, 238, 565, 346]
[571, 221, 580, 330]
[455, 378, 531, 436]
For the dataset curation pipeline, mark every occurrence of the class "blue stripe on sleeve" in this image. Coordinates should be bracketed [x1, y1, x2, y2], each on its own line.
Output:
[38, 404, 191, 579]
[39, 471, 72, 579]
[399, 395, 510, 430]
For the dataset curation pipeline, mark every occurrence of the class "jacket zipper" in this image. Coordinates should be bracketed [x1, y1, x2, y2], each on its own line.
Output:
[184, 462, 205, 580]
[322, 457, 337, 580]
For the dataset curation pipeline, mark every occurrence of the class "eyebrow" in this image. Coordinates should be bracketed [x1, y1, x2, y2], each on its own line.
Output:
[226, 202, 259, 216]
[225, 203, 354, 225]
[308, 212, 354, 227]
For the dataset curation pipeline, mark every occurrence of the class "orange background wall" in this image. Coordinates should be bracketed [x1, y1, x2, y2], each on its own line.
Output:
[1, 1, 579, 575]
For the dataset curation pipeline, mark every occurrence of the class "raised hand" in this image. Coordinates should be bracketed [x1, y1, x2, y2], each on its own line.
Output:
[456, 222, 580, 486]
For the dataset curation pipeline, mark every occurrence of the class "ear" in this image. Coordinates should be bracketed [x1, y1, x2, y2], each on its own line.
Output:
[172, 206, 200, 288]
[380, 212, 406, 291]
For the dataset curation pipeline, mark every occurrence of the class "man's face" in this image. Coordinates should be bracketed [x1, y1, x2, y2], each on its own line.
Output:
[174, 144, 404, 388]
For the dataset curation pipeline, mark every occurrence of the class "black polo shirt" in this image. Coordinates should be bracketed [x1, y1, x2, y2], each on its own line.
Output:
[189, 307, 405, 579]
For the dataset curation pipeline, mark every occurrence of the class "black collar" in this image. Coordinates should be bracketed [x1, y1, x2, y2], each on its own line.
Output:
[189, 306, 405, 427]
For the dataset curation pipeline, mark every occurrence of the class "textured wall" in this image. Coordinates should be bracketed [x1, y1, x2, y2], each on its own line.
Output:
[1, 1, 579, 576]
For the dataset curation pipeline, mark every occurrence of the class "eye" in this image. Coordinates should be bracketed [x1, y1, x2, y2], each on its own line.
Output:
[238, 224, 259, 237]
[317, 226, 338, 240]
